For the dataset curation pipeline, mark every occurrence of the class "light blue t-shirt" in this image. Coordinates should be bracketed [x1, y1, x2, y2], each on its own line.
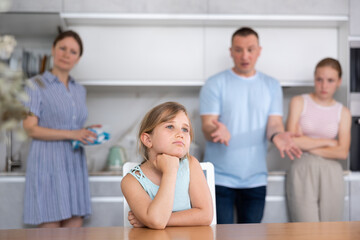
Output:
[129, 158, 191, 212]
[199, 69, 283, 189]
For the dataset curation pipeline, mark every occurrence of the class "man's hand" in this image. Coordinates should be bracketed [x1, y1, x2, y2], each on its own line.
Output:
[210, 119, 231, 146]
[273, 132, 302, 160]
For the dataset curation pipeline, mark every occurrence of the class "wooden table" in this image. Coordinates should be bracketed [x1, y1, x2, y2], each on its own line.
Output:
[1, 222, 359, 240]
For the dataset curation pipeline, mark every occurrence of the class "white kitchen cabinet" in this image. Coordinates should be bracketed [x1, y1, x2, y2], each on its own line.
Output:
[62, 14, 346, 88]
[70, 26, 204, 85]
[349, 173, 360, 221]
[0, 175, 124, 229]
[0, 173, 353, 228]
[208, 0, 348, 15]
[350, 0, 360, 37]
[204, 26, 338, 86]
[7, 0, 61, 12]
[0, 177, 27, 229]
[84, 176, 124, 227]
[63, 0, 207, 14]
[0, 13, 61, 37]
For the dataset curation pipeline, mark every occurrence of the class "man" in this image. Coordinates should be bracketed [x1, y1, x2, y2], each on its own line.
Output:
[199, 27, 302, 224]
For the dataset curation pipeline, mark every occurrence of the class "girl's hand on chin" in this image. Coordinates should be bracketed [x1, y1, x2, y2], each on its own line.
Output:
[154, 153, 179, 174]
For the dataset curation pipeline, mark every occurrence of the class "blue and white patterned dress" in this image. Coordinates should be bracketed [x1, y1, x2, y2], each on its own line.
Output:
[23, 71, 91, 225]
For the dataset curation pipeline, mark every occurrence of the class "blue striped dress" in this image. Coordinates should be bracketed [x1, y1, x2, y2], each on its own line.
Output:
[23, 71, 91, 225]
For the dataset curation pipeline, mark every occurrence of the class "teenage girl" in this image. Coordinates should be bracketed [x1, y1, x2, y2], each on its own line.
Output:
[286, 58, 351, 222]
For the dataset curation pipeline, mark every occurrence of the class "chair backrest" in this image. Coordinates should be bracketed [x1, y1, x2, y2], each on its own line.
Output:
[122, 162, 138, 227]
[122, 161, 217, 226]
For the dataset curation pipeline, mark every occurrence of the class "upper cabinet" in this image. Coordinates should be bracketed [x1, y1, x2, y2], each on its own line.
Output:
[208, 0, 348, 15]
[6, 0, 61, 12]
[62, 0, 348, 15]
[69, 25, 340, 87]
[0, 0, 351, 88]
[63, 0, 207, 14]
[0, 13, 61, 37]
[0, 0, 62, 37]
[350, 0, 360, 37]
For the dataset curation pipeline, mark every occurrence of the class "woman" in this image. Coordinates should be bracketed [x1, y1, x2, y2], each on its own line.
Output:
[286, 58, 351, 222]
[23, 31, 100, 228]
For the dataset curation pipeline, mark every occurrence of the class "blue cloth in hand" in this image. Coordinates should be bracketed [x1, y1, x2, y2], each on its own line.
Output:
[72, 128, 110, 150]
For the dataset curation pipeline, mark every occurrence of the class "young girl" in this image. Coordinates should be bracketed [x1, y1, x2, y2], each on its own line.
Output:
[121, 102, 213, 229]
[286, 58, 351, 222]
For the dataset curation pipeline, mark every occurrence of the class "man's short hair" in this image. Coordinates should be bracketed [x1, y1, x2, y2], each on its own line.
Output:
[231, 27, 259, 44]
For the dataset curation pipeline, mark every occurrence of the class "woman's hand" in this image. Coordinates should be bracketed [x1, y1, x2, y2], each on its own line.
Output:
[128, 211, 145, 228]
[154, 154, 179, 174]
[71, 128, 98, 144]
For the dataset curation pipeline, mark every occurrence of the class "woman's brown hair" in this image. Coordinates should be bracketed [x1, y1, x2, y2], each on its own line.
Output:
[315, 57, 342, 78]
[53, 30, 83, 56]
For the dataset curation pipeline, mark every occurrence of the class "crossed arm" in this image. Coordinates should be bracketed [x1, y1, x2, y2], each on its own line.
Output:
[121, 156, 213, 229]
[286, 95, 351, 160]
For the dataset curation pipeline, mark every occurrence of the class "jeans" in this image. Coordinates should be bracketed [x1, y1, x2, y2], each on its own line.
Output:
[216, 185, 266, 224]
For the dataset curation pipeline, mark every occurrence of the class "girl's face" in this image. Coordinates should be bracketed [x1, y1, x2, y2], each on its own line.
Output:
[144, 111, 191, 159]
[314, 66, 342, 101]
[52, 37, 81, 72]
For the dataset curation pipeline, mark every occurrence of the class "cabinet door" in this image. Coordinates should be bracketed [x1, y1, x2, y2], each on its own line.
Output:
[204, 27, 338, 85]
[63, 0, 207, 13]
[350, 180, 360, 221]
[262, 177, 288, 223]
[350, 0, 360, 36]
[86, 177, 124, 227]
[70, 26, 204, 83]
[84, 202, 124, 227]
[0, 180, 26, 229]
[208, 0, 348, 15]
[8, 0, 61, 12]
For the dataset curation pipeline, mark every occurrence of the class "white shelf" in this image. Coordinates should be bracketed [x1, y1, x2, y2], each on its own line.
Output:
[80, 80, 313, 87]
[349, 36, 360, 42]
[81, 80, 204, 87]
[61, 13, 348, 27]
[281, 81, 313, 87]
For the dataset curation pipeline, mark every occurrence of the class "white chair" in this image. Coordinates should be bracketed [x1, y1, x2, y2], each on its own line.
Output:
[122, 161, 217, 226]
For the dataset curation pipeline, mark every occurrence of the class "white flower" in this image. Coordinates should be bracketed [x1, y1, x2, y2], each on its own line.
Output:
[0, 0, 11, 13]
[0, 35, 28, 140]
[0, 35, 17, 60]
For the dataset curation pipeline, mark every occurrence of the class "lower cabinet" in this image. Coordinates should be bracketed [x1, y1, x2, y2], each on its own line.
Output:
[84, 176, 124, 227]
[0, 175, 124, 229]
[0, 173, 356, 229]
[0, 178, 26, 229]
[349, 174, 360, 221]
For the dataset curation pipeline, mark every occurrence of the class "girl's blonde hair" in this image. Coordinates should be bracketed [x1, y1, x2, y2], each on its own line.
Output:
[138, 102, 193, 161]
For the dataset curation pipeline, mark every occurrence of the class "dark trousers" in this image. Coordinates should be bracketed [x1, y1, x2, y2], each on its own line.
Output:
[215, 185, 266, 224]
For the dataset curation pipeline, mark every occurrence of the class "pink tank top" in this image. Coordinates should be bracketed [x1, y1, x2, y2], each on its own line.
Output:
[299, 94, 342, 139]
